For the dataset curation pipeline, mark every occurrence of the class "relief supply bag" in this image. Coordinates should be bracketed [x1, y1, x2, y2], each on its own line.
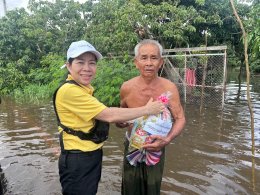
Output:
[128, 91, 173, 151]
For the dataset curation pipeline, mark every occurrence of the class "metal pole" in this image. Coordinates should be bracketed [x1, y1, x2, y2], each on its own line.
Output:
[3, 0, 7, 15]
[184, 52, 187, 103]
[222, 49, 227, 110]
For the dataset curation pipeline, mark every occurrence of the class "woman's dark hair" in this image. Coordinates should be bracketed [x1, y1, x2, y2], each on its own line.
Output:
[68, 58, 74, 64]
[66, 58, 75, 76]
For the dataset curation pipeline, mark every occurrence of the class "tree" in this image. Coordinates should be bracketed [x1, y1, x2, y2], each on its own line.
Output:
[85, 0, 203, 54]
[0, 0, 90, 94]
[246, 2, 260, 72]
[0, 0, 258, 104]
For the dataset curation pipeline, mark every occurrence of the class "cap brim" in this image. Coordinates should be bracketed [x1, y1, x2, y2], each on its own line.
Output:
[69, 50, 102, 61]
[62, 47, 103, 69]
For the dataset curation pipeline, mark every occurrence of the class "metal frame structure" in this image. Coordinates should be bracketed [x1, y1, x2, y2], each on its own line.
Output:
[160, 46, 227, 109]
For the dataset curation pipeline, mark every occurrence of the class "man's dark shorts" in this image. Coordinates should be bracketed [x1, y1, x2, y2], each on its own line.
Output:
[122, 139, 165, 195]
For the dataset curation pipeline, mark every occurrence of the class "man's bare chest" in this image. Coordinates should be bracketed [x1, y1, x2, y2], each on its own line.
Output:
[126, 87, 165, 107]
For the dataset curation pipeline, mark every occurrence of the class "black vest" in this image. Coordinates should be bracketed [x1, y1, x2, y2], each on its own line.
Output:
[53, 80, 109, 144]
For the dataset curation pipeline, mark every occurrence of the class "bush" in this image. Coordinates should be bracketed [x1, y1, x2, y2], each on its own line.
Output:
[92, 57, 138, 106]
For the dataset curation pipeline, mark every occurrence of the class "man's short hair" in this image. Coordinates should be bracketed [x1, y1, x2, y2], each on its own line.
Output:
[134, 39, 163, 58]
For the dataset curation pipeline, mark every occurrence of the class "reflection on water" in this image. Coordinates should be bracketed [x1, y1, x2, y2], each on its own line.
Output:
[0, 80, 259, 195]
[0, 99, 61, 195]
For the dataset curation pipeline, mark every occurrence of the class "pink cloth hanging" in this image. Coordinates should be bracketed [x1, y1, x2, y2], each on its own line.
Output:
[186, 69, 196, 86]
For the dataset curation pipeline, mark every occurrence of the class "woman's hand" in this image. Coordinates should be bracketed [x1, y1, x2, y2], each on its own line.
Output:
[145, 98, 164, 115]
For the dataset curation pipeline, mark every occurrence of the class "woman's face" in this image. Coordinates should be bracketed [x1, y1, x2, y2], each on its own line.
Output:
[67, 52, 97, 86]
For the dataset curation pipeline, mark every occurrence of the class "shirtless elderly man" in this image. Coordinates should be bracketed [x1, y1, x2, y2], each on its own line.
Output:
[118, 39, 186, 195]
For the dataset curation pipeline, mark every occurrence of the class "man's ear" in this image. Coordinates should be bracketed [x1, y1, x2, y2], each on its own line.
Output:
[159, 58, 164, 68]
[134, 58, 139, 69]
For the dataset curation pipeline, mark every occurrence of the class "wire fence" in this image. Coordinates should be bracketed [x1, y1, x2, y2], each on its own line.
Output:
[160, 46, 227, 108]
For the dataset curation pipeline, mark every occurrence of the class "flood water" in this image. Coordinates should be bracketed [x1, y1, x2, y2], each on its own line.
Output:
[0, 76, 259, 195]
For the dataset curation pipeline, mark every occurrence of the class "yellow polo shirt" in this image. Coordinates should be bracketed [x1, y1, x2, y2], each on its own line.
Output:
[55, 75, 107, 151]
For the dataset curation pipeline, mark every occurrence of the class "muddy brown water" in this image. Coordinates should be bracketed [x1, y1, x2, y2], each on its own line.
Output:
[0, 80, 259, 195]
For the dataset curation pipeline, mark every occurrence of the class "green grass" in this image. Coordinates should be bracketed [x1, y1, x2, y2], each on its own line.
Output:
[13, 84, 55, 104]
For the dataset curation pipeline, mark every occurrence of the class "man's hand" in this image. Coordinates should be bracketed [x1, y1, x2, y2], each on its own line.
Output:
[142, 135, 170, 152]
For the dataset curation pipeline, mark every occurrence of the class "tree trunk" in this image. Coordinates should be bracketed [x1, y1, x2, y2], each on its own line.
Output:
[230, 0, 255, 192]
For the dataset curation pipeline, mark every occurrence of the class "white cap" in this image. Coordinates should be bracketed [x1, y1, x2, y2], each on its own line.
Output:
[61, 40, 102, 69]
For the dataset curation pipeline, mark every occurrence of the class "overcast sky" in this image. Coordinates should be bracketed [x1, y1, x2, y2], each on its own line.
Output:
[0, 0, 29, 17]
[0, 0, 87, 17]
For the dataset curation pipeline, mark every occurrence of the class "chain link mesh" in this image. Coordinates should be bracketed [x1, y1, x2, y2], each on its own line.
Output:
[160, 53, 226, 108]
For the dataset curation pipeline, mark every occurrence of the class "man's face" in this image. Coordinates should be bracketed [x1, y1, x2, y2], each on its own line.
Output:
[134, 44, 163, 78]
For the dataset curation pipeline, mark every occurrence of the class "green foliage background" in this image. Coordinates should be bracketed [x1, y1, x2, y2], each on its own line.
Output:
[93, 57, 138, 106]
[0, 0, 259, 105]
